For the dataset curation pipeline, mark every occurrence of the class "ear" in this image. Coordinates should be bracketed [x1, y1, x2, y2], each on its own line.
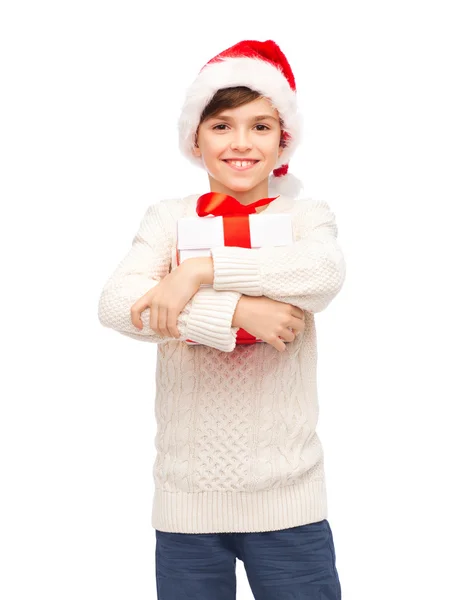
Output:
[192, 143, 201, 158]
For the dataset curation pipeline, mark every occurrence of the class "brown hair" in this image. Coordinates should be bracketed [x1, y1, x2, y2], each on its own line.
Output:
[196, 86, 286, 148]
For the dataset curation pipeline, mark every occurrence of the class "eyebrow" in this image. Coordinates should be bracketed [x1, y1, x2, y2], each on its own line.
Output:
[210, 114, 278, 122]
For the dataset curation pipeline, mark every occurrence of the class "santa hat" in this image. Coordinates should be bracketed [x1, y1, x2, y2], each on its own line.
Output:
[178, 39, 303, 198]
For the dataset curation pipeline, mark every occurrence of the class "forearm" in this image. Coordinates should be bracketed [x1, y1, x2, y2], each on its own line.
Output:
[182, 256, 214, 285]
[231, 294, 247, 328]
[99, 276, 241, 351]
[179, 255, 302, 328]
[97, 204, 238, 351]
[231, 294, 293, 328]
[210, 200, 346, 314]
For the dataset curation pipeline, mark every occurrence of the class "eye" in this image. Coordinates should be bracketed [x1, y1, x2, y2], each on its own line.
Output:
[212, 123, 270, 131]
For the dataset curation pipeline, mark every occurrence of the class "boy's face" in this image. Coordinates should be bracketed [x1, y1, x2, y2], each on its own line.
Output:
[192, 96, 283, 202]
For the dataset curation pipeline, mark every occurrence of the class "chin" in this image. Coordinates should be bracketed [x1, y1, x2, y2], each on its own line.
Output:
[208, 174, 254, 193]
[225, 181, 257, 192]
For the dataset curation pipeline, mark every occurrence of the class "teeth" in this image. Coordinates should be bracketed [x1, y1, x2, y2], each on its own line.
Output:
[226, 160, 257, 167]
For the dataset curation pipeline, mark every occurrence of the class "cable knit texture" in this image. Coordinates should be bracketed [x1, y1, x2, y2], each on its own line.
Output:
[98, 193, 346, 533]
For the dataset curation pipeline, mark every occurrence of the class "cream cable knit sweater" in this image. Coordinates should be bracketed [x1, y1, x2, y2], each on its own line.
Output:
[98, 193, 346, 533]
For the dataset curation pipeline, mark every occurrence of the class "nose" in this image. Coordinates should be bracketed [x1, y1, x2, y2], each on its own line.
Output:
[230, 130, 252, 152]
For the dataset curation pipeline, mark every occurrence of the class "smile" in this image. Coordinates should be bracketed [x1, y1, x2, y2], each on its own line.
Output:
[222, 159, 259, 171]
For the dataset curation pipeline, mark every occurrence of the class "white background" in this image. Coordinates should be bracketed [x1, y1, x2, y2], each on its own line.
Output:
[1, 1, 469, 598]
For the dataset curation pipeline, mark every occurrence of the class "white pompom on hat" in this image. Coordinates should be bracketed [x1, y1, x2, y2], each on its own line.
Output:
[178, 39, 303, 198]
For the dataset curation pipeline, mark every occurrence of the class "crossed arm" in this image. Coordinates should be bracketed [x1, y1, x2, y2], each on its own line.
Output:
[98, 199, 345, 352]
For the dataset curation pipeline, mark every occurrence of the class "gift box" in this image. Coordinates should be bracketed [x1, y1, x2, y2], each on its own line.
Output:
[172, 210, 293, 346]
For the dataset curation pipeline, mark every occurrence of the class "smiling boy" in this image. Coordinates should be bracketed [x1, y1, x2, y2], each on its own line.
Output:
[98, 39, 346, 599]
[193, 94, 284, 204]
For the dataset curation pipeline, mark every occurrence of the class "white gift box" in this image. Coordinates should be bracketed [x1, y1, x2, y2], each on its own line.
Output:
[171, 213, 293, 346]
[172, 213, 293, 276]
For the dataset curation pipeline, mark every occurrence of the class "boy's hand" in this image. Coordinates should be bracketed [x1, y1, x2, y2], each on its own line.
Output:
[232, 296, 305, 352]
[130, 262, 202, 337]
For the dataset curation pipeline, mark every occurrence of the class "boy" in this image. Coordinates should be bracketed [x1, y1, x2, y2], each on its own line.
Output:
[98, 39, 346, 599]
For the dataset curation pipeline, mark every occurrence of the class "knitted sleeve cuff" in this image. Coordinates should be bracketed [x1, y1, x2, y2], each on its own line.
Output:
[210, 246, 262, 296]
[182, 287, 242, 352]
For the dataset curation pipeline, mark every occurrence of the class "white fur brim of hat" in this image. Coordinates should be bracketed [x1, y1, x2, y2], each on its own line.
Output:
[178, 56, 303, 178]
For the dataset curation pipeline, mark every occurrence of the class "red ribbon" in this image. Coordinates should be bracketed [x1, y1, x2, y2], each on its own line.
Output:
[190, 192, 279, 345]
[197, 192, 279, 250]
[196, 192, 278, 217]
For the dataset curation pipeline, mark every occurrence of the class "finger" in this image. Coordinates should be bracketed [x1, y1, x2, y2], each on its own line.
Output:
[271, 336, 286, 352]
[158, 306, 171, 338]
[281, 328, 296, 343]
[149, 303, 159, 334]
[290, 315, 306, 332]
[167, 309, 180, 339]
[130, 297, 150, 329]
[292, 307, 305, 320]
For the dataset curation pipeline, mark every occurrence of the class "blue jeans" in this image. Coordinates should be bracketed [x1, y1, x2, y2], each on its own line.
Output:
[155, 519, 341, 599]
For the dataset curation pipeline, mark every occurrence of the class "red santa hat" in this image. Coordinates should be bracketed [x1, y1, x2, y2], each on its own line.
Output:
[178, 39, 303, 197]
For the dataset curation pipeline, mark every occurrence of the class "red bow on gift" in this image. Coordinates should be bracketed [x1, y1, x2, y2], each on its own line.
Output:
[196, 192, 279, 345]
[197, 192, 279, 249]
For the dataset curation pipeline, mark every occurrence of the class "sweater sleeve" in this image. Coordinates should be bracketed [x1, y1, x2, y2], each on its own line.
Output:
[98, 202, 242, 352]
[210, 199, 346, 314]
